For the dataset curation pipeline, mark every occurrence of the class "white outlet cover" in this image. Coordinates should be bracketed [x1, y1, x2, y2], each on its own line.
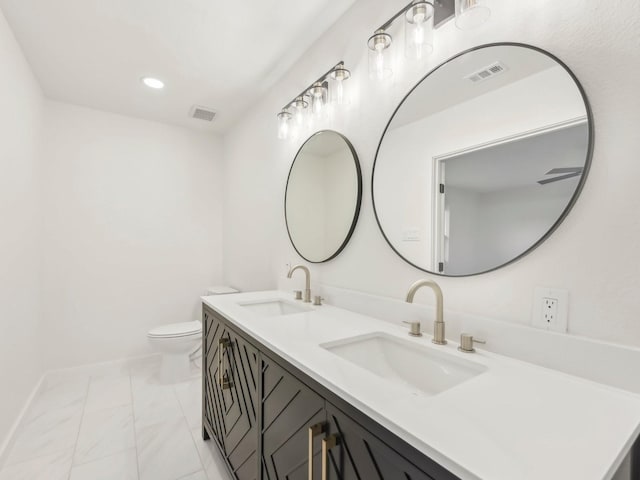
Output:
[532, 287, 569, 333]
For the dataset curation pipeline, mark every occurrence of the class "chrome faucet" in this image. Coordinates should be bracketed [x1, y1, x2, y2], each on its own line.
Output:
[287, 264, 311, 303]
[405, 279, 446, 345]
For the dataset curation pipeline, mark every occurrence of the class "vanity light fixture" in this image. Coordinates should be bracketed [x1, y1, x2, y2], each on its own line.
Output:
[276, 62, 351, 140]
[367, 0, 490, 79]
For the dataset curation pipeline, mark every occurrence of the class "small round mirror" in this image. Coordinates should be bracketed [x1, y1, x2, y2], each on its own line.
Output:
[285, 130, 362, 263]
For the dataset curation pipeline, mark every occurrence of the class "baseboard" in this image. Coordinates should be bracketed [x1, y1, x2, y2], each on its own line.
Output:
[0, 373, 46, 467]
[43, 353, 159, 381]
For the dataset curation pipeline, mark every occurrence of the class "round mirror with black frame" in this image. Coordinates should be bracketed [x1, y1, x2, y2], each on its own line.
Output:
[372, 43, 593, 277]
[285, 130, 362, 263]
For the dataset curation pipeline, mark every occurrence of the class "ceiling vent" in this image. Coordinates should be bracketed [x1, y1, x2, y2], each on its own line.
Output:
[190, 105, 217, 122]
[465, 61, 507, 83]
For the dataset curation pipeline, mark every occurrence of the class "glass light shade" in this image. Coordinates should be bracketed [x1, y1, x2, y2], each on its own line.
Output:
[455, 0, 491, 30]
[309, 82, 328, 116]
[405, 1, 434, 60]
[277, 110, 292, 140]
[367, 30, 392, 80]
[330, 66, 351, 105]
[292, 96, 309, 126]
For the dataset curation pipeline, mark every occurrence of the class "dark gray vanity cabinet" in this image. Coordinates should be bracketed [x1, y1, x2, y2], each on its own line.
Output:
[202, 307, 259, 480]
[203, 305, 459, 480]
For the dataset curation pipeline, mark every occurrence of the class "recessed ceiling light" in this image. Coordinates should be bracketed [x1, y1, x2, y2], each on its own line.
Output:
[141, 77, 164, 89]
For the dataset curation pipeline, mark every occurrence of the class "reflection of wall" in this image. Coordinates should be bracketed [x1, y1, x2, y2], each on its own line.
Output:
[375, 65, 586, 270]
[222, 0, 640, 354]
[287, 152, 326, 260]
[287, 147, 357, 261]
[0, 9, 44, 450]
[446, 180, 578, 275]
[323, 149, 358, 255]
[445, 187, 480, 274]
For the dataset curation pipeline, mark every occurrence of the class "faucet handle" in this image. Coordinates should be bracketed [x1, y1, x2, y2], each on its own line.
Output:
[293, 290, 302, 300]
[402, 321, 422, 337]
[458, 333, 486, 353]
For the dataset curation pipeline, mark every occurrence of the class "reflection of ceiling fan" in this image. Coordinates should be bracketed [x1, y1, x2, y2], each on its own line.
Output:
[537, 167, 584, 185]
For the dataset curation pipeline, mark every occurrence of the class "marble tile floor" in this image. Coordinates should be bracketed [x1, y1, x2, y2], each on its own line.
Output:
[0, 356, 231, 480]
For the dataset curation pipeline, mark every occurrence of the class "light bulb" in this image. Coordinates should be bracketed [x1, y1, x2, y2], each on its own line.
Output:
[330, 65, 351, 105]
[309, 83, 327, 116]
[293, 97, 308, 126]
[368, 30, 392, 80]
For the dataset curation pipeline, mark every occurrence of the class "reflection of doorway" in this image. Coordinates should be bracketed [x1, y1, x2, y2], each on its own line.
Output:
[432, 117, 587, 275]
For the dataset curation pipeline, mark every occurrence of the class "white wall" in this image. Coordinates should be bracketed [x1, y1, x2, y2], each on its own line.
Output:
[41, 101, 224, 368]
[222, 0, 640, 349]
[0, 8, 44, 450]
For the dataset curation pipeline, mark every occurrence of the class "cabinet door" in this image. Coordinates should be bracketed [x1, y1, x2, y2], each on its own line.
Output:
[261, 354, 326, 480]
[223, 327, 260, 480]
[202, 308, 259, 480]
[324, 403, 436, 480]
[202, 307, 224, 447]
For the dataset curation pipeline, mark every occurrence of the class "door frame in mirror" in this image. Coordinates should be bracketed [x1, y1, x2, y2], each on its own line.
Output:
[285, 130, 363, 263]
[371, 42, 594, 277]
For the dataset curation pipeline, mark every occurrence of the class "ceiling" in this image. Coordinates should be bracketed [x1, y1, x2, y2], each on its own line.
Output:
[391, 45, 557, 129]
[445, 122, 589, 193]
[0, 0, 357, 132]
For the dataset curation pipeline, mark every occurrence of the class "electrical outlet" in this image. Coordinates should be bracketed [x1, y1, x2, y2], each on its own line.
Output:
[532, 287, 569, 333]
[542, 297, 557, 324]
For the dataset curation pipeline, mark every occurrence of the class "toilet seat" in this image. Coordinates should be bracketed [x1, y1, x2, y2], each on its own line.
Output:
[147, 321, 202, 339]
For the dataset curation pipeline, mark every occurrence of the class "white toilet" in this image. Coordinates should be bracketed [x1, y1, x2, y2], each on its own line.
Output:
[147, 286, 239, 383]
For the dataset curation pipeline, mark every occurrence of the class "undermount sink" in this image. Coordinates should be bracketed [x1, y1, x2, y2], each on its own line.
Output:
[238, 299, 312, 317]
[321, 332, 486, 396]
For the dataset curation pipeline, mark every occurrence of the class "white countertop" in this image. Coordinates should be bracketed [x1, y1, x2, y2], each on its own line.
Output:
[202, 290, 640, 480]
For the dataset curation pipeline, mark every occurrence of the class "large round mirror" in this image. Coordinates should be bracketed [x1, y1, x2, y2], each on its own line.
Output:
[285, 130, 362, 263]
[372, 43, 592, 276]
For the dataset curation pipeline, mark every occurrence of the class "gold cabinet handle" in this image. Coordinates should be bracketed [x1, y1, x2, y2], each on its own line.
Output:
[308, 423, 325, 480]
[321, 434, 339, 480]
[218, 338, 232, 389]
